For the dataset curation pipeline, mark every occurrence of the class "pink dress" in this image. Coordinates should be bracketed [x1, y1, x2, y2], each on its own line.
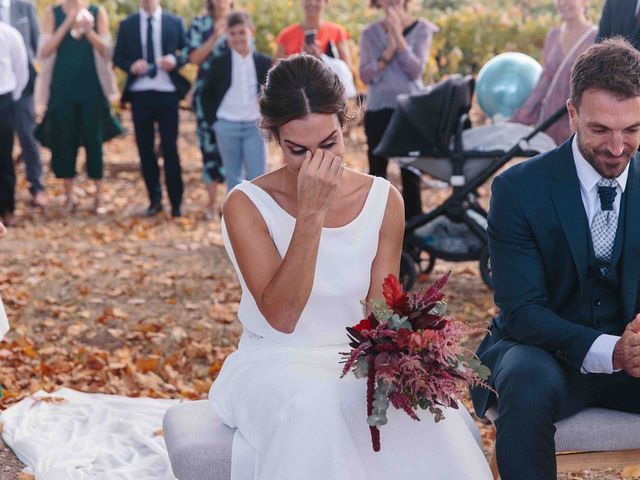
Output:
[512, 25, 597, 145]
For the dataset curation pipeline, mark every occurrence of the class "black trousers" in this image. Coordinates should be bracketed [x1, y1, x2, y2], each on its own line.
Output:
[0, 94, 15, 215]
[364, 108, 422, 220]
[130, 91, 183, 209]
[492, 343, 640, 479]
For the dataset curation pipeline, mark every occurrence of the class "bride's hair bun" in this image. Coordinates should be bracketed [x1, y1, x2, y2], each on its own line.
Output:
[259, 54, 347, 141]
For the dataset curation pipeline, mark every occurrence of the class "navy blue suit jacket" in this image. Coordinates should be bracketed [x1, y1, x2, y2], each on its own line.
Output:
[597, 0, 640, 49]
[113, 12, 190, 103]
[471, 139, 640, 417]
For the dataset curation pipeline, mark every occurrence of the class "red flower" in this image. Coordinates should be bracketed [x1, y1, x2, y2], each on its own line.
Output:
[382, 274, 409, 316]
[353, 318, 372, 332]
[395, 328, 413, 350]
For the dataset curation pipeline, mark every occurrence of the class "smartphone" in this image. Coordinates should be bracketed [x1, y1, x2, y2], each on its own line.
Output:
[304, 29, 317, 46]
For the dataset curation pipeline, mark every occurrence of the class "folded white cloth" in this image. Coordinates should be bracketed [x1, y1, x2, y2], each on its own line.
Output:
[0, 296, 8, 341]
[321, 54, 357, 99]
[1, 388, 180, 480]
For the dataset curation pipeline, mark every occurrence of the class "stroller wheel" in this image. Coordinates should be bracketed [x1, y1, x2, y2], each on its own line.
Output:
[400, 251, 418, 291]
[420, 250, 436, 274]
[479, 248, 493, 290]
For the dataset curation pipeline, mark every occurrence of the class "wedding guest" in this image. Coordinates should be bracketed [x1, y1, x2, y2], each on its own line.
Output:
[359, 0, 437, 220]
[0, 21, 28, 227]
[596, 0, 640, 50]
[208, 54, 493, 479]
[472, 39, 640, 480]
[114, 0, 190, 218]
[275, 0, 352, 70]
[185, 0, 232, 219]
[37, 0, 122, 214]
[201, 11, 270, 192]
[512, 0, 596, 145]
[0, 0, 45, 208]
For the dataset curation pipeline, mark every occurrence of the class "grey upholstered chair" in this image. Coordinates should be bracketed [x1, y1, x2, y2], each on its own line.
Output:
[163, 399, 486, 479]
[163, 401, 235, 480]
[485, 407, 640, 479]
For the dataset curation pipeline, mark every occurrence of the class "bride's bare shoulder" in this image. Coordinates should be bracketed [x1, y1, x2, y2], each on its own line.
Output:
[249, 168, 288, 196]
[343, 169, 376, 195]
[223, 168, 287, 219]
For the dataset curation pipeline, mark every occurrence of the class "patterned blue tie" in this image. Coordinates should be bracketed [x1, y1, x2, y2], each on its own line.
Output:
[146, 17, 156, 78]
[590, 178, 618, 275]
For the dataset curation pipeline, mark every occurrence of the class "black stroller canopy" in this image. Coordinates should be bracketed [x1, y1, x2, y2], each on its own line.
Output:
[374, 74, 475, 158]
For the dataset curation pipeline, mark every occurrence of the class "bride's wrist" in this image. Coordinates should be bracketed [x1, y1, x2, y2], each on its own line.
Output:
[296, 207, 326, 229]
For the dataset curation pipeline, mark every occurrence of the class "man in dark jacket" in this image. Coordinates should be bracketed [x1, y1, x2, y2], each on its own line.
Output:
[113, 0, 190, 217]
[472, 38, 640, 479]
[1, 0, 45, 208]
[597, 0, 640, 50]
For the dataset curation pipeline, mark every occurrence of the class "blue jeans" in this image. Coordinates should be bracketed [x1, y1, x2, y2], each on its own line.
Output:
[213, 119, 266, 191]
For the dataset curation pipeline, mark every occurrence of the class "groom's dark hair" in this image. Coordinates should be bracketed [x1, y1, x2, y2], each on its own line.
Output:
[570, 37, 640, 109]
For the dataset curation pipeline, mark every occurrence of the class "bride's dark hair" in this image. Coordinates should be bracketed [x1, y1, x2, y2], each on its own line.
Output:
[259, 54, 347, 141]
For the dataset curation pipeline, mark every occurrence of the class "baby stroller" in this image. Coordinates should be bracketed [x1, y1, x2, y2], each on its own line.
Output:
[374, 74, 562, 290]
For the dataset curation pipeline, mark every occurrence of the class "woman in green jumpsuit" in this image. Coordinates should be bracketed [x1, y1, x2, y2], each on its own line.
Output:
[38, 0, 122, 213]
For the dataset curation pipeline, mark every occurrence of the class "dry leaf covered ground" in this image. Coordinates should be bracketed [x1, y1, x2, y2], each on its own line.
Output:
[0, 111, 635, 479]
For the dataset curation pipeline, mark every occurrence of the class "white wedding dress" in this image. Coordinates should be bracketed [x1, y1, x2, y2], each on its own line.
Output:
[209, 177, 492, 480]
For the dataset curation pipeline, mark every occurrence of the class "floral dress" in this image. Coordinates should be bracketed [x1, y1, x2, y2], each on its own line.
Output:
[184, 15, 229, 184]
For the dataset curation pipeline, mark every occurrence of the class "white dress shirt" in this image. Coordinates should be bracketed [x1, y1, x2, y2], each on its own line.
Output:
[129, 6, 176, 93]
[572, 136, 629, 374]
[0, 21, 28, 100]
[216, 49, 260, 122]
[0, 0, 10, 24]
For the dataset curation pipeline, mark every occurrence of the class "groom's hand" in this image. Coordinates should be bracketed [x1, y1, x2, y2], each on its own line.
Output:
[612, 315, 640, 376]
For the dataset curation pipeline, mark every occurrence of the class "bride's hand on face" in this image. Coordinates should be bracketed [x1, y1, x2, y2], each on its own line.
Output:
[297, 148, 345, 219]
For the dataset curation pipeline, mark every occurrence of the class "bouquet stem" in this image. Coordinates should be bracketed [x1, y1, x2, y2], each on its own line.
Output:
[366, 356, 380, 452]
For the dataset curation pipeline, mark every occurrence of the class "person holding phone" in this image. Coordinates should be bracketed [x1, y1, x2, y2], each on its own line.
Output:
[275, 0, 352, 70]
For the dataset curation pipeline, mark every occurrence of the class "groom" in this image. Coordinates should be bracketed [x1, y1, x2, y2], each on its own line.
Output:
[472, 38, 640, 480]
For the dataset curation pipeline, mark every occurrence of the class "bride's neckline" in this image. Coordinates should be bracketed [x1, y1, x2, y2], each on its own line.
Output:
[244, 178, 377, 231]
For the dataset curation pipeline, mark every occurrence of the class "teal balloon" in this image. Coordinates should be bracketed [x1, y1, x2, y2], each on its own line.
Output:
[476, 52, 542, 120]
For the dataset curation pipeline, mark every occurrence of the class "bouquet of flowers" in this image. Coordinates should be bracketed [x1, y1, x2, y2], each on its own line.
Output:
[340, 273, 491, 452]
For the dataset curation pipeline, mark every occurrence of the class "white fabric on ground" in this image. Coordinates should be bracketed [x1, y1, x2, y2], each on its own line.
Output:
[1, 388, 180, 479]
[0, 296, 8, 341]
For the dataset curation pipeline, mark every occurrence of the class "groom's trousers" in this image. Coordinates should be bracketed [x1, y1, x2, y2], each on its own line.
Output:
[492, 342, 640, 480]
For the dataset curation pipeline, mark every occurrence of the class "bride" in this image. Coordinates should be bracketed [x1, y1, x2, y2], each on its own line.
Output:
[208, 54, 492, 480]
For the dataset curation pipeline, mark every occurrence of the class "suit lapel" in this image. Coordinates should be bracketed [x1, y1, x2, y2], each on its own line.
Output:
[132, 13, 143, 62]
[550, 139, 590, 294]
[621, 153, 640, 322]
[223, 51, 232, 93]
[161, 14, 170, 55]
